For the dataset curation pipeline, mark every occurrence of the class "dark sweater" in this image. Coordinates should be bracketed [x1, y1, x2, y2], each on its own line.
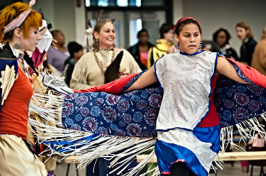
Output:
[238, 38, 257, 66]
[128, 42, 154, 70]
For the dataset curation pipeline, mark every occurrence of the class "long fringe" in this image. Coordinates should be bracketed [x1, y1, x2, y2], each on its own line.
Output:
[220, 115, 266, 153]
[28, 74, 266, 175]
[28, 118, 156, 175]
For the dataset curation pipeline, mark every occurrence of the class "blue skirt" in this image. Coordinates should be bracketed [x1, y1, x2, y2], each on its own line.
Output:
[155, 125, 220, 176]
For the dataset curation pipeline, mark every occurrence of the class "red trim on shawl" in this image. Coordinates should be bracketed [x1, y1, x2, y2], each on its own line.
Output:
[73, 73, 138, 94]
[228, 58, 266, 88]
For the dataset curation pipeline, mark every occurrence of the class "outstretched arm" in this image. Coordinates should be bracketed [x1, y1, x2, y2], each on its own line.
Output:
[216, 56, 247, 84]
[125, 66, 157, 92]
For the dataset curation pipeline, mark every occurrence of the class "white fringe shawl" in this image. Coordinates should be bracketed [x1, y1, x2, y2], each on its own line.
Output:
[28, 75, 266, 176]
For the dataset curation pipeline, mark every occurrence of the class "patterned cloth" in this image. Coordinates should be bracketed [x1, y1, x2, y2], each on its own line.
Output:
[62, 53, 266, 136]
[214, 60, 266, 127]
[63, 79, 162, 137]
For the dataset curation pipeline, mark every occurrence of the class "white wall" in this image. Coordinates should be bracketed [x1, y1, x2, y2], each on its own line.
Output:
[74, 0, 86, 45]
[32, 0, 54, 29]
[33, 0, 85, 46]
[181, 0, 266, 55]
[31, 0, 266, 53]
[173, 0, 184, 26]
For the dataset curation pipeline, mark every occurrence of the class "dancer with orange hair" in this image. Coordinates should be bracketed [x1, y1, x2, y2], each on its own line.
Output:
[0, 1, 47, 176]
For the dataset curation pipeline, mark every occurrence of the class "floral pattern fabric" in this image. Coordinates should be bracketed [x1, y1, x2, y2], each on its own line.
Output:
[214, 61, 266, 128]
[62, 59, 266, 137]
[62, 86, 163, 138]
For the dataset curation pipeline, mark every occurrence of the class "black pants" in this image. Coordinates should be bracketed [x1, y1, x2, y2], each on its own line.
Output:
[166, 162, 197, 176]
[86, 157, 138, 176]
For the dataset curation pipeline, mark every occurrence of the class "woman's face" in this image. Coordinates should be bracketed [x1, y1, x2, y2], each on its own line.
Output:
[216, 31, 227, 48]
[94, 22, 116, 50]
[236, 27, 248, 41]
[138, 31, 149, 44]
[164, 29, 175, 43]
[20, 27, 42, 52]
[175, 23, 201, 54]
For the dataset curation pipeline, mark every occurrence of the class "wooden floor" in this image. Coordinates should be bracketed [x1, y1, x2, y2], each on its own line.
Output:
[55, 161, 263, 176]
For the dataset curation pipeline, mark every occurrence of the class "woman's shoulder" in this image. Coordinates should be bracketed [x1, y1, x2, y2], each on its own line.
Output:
[78, 51, 95, 62]
[0, 43, 15, 58]
[248, 38, 257, 46]
[0, 44, 17, 71]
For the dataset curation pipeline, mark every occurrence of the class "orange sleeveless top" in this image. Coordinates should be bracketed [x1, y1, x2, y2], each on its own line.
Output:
[0, 67, 33, 139]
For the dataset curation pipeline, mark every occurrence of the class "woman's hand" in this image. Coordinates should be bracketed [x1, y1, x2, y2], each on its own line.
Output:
[119, 71, 130, 78]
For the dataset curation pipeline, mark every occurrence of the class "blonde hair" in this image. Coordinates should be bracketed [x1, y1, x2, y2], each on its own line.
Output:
[236, 21, 254, 39]
[0, 2, 42, 43]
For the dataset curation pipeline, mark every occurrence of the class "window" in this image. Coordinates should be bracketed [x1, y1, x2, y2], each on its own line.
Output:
[129, 19, 142, 46]
[85, 0, 143, 7]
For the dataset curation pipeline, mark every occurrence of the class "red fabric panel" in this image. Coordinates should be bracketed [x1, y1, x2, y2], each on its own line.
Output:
[197, 75, 220, 127]
[73, 73, 138, 94]
[228, 58, 266, 88]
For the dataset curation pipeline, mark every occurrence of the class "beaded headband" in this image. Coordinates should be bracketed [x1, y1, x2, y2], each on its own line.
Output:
[3, 0, 36, 34]
[174, 17, 200, 30]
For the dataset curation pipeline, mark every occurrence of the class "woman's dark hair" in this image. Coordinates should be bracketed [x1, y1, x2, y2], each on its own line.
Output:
[137, 28, 149, 39]
[67, 41, 83, 58]
[212, 28, 231, 44]
[50, 29, 62, 37]
[159, 22, 174, 39]
[174, 19, 202, 36]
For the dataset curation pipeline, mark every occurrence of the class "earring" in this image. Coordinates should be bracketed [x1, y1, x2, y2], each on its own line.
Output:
[95, 39, 99, 46]
[199, 42, 203, 50]
[176, 42, 179, 49]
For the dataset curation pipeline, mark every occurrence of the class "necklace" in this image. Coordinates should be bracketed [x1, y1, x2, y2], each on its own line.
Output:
[16, 51, 33, 83]
[94, 49, 115, 73]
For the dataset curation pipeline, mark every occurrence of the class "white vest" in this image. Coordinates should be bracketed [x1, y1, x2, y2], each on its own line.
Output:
[154, 50, 218, 131]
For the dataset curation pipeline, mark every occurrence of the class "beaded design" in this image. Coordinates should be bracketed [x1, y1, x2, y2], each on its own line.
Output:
[93, 49, 115, 73]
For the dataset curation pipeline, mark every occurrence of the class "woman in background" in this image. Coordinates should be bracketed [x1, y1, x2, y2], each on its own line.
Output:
[128, 28, 154, 70]
[236, 21, 257, 66]
[213, 28, 238, 60]
[70, 19, 141, 90]
[70, 18, 141, 176]
[251, 25, 266, 75]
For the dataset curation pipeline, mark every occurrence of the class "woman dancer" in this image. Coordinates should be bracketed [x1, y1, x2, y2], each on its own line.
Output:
[0, 1, 47, 176]
[40, 17, 266, 176]
[124, 17, 256, 176]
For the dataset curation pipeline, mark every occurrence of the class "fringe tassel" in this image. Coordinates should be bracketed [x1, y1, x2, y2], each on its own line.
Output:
[29, 118, 157, 175]
[220, 114, 266, 153]
[127, 149, 156, 176]
[29, 89, 65, 126]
